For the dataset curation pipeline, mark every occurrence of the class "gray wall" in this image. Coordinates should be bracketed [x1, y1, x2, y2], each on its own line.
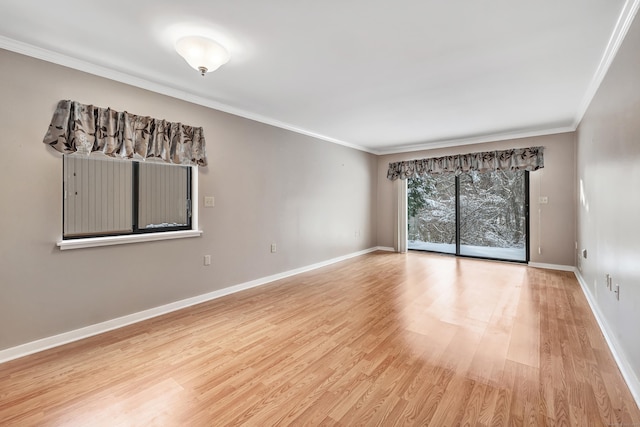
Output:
[376, 133, 577, 266]
[0, 47, 579, 352]
[0, 49, 378, 351]
[576, 12, 640, 389]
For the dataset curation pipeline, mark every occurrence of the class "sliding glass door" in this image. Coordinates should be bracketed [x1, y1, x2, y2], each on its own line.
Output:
[459, 170, 528, 261]
[407, 174, 456, 254]
[408, 170, 529, 262]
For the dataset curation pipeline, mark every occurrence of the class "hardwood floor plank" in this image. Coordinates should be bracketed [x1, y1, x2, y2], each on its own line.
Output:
[0, 251, 638, 426]
[428, 376, 476, 426]
[459, 380, 486, 426]
[290, 391, 339, 426]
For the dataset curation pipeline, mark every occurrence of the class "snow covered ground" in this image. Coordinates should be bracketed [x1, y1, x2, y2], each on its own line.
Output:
[408, 241, 456, 254]
[408, 241, 525, 261]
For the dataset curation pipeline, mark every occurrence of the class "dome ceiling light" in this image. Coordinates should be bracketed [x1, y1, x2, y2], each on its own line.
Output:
[175, 35, 230, 76]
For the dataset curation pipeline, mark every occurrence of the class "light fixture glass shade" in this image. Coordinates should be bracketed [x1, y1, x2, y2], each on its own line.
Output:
[175, 36, 230, 76]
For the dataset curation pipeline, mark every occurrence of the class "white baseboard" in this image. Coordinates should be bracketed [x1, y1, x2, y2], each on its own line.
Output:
[527, 262, 576, 272]
[574, 270, 640, 409]
[0, 246, 383, 364]
[4, 249, 637, 410]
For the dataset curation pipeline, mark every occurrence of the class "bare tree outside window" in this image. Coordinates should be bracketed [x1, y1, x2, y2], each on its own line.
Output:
[408, 170, 527, 261]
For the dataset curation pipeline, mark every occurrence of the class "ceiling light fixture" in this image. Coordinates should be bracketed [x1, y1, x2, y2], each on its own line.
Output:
[175, 36, 230, 76]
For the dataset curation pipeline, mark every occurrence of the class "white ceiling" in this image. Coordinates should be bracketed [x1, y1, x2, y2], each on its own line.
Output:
[0, 0, 636, 154]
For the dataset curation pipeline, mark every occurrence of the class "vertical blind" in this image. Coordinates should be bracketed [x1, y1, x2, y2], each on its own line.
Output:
[64, 156, 133, 237]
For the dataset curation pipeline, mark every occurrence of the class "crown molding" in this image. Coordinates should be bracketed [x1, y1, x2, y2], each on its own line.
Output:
[374, 125, 576, 156]
[0, 36, 376, 155]
[0, 37, 578, 157]
[573, 0, 640, 128]
[2, 0, 638, 159]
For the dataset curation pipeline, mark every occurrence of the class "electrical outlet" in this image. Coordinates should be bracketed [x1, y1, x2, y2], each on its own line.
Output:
[204, 255, 211, 266]
[204, 196, 215, 207]
[539, 196, 549, 204]
[271, 243, 277, 253]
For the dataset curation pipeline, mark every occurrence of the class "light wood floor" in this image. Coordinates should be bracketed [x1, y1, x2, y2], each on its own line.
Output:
[1, 251, 639, 426]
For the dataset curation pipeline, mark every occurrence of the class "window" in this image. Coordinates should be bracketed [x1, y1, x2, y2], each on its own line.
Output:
[63, 154, 192, 239]
[408, 170, 529, 262]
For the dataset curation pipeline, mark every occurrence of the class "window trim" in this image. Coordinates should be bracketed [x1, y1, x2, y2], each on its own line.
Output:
[57, 229, 202, 250]
[57, 164, 202, 250]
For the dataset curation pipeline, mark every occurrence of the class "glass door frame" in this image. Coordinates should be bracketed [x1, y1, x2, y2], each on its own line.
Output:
[409, 171, 530, 263]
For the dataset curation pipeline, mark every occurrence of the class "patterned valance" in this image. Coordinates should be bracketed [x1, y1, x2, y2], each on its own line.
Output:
[43, 100, 207, 166]
[387, 146, 544, 180]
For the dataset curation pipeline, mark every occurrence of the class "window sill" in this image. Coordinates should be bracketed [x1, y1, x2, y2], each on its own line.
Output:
[57, 230, 203, 250]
